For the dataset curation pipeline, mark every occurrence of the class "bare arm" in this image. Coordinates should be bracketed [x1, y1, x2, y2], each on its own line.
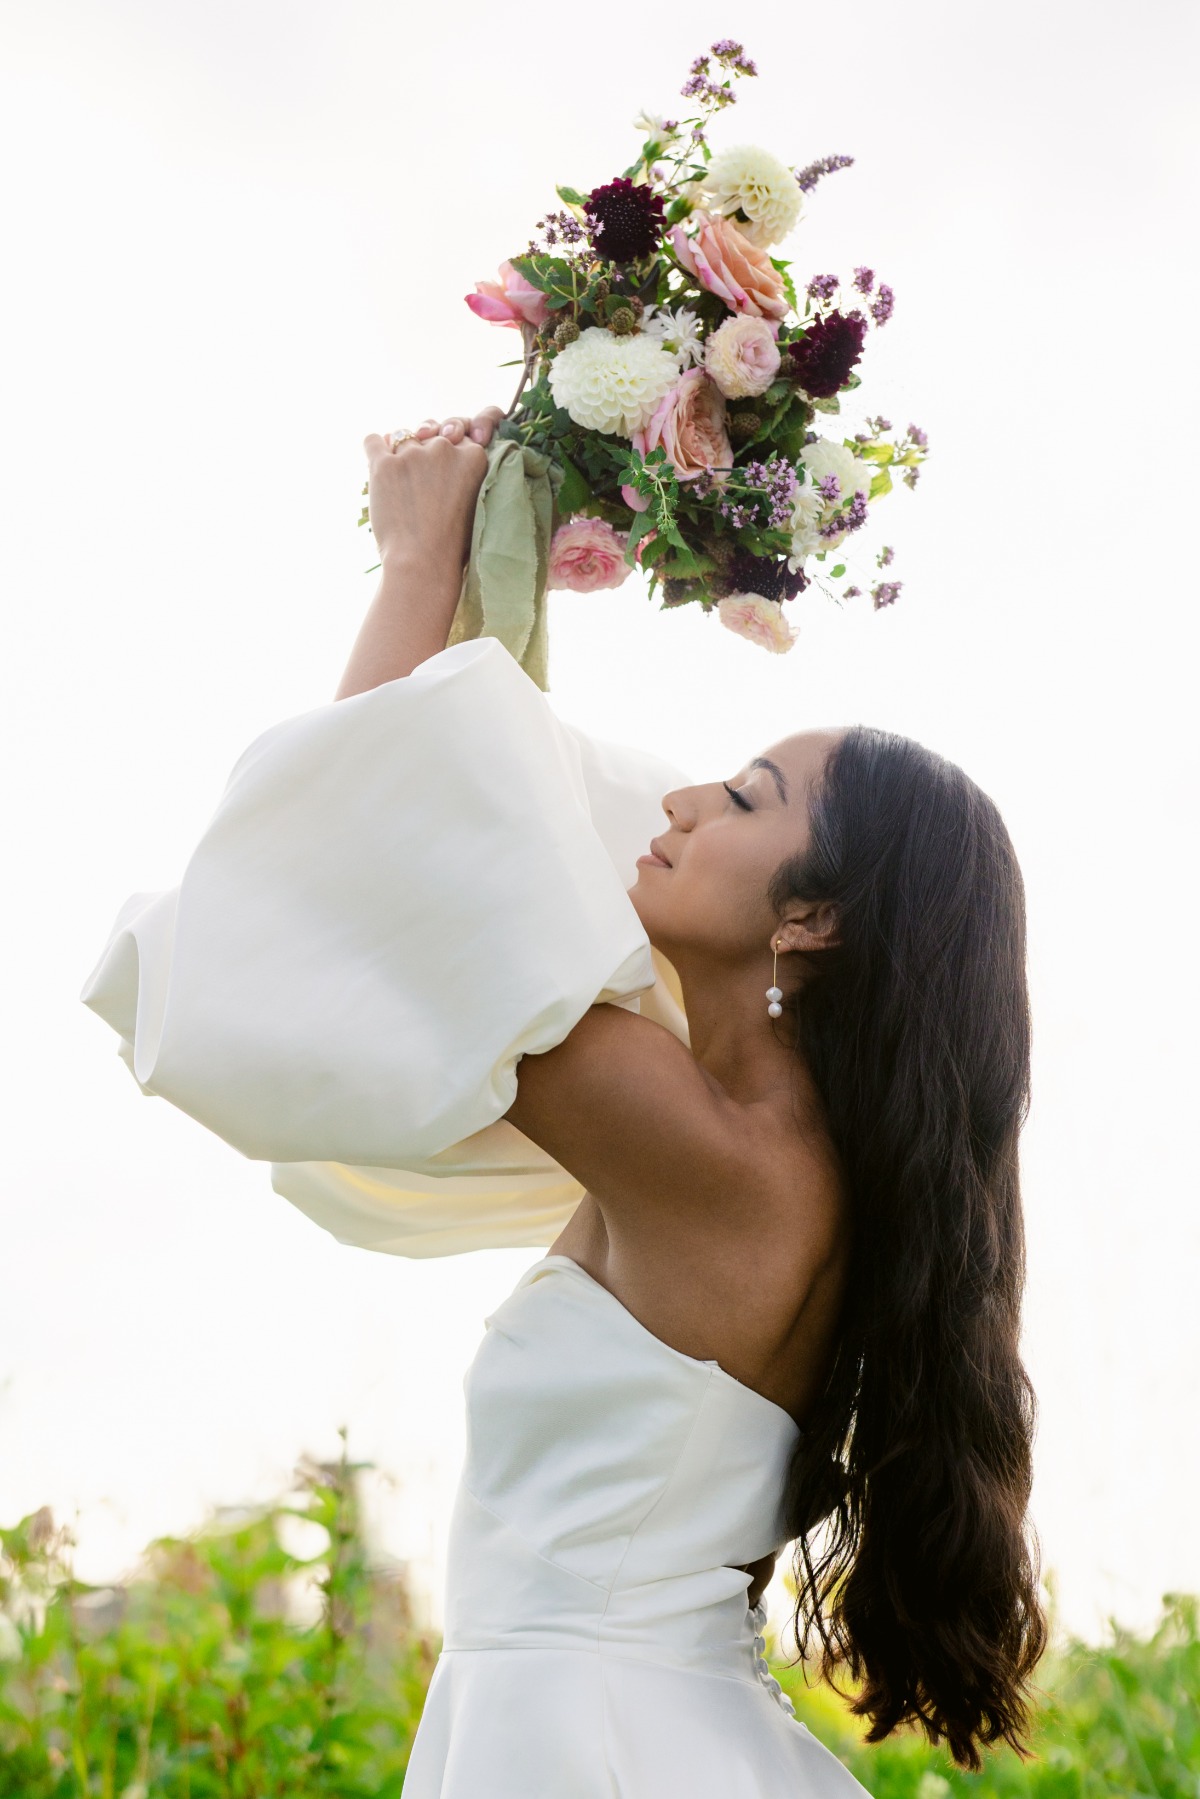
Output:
[335, 406, 505, 701]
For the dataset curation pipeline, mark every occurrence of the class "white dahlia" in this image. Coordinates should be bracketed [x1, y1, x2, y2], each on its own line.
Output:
[788, 440, 872, 568]
[697, 144, 804, 248]
[548, 327, 682, 438]
[800, 438, 871, 506]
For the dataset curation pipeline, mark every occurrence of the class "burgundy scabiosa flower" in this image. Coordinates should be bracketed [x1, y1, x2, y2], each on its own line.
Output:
[729, 548, 809, 603]
[584, 177, 667, 263]
[783, 309, 868, 398]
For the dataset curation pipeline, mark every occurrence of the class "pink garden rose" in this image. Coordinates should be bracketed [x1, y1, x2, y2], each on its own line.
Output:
[704, 313, 782, 399]
[547, 517, 631, 592]
[671, 212, 789, 321]
[717, 593, 798, 654]
[620, 369, 734, 513]
[465, 260, 550, 330]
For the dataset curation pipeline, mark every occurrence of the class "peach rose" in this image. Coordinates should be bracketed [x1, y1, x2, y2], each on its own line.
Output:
[547, 517, 631, 593]
[717, 593, 798, 654]
[671, 212, 788, 321]
[621, 369, 734, 513]
[465, 260, 550, 330]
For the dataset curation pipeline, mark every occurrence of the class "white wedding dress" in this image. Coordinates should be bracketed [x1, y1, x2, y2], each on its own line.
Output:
[81, 636, 870, 1796]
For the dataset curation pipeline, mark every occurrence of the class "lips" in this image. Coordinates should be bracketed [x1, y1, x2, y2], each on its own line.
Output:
[648, 837, 672, 866]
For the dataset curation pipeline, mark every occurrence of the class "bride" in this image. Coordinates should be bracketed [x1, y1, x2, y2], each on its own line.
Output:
[82, 403, 1047, 1794]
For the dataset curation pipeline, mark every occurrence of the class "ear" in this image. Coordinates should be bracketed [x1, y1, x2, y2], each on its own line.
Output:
[775, 901, 840, 956]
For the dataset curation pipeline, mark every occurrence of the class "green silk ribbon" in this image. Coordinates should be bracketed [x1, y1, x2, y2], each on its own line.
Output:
[446, 437, 564, 693]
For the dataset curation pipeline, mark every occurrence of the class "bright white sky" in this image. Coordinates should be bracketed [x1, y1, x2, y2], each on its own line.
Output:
[3, 0, 1197, 1650]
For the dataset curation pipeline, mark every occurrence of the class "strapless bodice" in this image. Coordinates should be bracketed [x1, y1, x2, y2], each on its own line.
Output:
[403, 1254, 872, 1797]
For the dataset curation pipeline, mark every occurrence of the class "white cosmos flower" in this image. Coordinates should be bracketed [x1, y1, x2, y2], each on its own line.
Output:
[639, 305, 705, 369]
[633, 110, 681, 142]
[548, 326, 682, 438]
[697, 144, 804, 248]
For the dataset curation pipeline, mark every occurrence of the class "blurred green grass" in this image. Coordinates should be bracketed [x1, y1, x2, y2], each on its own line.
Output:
[2, 1435, 1194, 1796]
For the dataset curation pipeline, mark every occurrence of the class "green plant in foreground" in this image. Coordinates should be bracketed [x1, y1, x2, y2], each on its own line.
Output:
[770, 1585, 1200, 1798]
[2, 1438, 1197, 1795]
[0, 1431, 433, 1797]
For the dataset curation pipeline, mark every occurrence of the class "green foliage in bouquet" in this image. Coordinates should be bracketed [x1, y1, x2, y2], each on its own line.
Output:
[465, 39, 930, 654]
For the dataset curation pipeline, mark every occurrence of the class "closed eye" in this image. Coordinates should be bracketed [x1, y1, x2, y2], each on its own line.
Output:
[723, 780, 753, 811]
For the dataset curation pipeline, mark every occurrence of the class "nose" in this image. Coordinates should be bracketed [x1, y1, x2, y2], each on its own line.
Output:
[661, 788, 689, 829]
[661, 781, 722, 825]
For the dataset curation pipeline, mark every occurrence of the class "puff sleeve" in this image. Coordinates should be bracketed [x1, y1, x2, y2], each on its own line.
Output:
[80, 637, 693, 1256]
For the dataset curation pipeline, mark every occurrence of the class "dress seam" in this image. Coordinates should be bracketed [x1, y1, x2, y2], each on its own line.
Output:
[456, 1479, 614, 1596]
[597, 1364, 720, 1628]
[437, 1641, 763, 1690]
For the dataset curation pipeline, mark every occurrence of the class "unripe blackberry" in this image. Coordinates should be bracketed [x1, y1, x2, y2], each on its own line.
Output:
[610, 306, 636, 335]
[627, 295, 644, 317]
[707, 572, 740, 599]
[554, 318, 581, 349]
[662, 578, 692, 606]
[728, 410, 760, 444]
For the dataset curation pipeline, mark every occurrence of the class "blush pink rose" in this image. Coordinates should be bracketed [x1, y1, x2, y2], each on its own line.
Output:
[547, 517, 631, 592]
[671, 212, 789, 321]
[704, 313, 782, 399]
[465, 260, 550, 330]
[717, 593, 798, 654]
[621, 369, 734, 513]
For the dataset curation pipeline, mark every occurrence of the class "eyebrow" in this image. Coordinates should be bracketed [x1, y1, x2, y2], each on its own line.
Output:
[749, 756, 789, 804]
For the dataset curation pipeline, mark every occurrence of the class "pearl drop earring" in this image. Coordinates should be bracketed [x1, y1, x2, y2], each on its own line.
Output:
[766, 940, 784, 1019]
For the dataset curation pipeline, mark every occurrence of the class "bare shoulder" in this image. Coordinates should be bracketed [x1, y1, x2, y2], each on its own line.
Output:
[504, 1002, 841, 1262]
[510, 1003, 851, 1415]
[504, 1003, 753, 1221]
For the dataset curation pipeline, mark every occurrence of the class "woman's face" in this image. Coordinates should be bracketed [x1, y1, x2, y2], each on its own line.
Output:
[629, 730, 844, 960]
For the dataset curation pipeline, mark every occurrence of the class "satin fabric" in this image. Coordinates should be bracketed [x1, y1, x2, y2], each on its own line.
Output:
[80, 637, 872, 1789]
[405, 1254, 870, 1796]
[80, 637, 692, 1255]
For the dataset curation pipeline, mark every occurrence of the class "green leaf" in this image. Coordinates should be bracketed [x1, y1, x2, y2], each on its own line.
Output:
[769, 257, 798, 312]
[554, 456, 590, 518]
[830, 564, 846, 578]
[665, 195, 693, 225]
[622, 507, 658, 565]
[658, 546, 715, 581]
[856, 442, 895, 464]
[811, 394, 841, 414]
[556, 184, 586, 206]
[869, 467, 894, 501]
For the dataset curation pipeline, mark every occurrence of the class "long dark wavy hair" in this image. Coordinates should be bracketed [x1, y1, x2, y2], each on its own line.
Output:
[766, 725, 1047, 1770]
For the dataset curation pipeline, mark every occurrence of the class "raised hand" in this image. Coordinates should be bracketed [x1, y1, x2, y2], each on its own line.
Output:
[339, 406, 508, 701]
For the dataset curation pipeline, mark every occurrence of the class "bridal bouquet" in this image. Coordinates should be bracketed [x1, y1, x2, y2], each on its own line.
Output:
[464, 39, 928, 655]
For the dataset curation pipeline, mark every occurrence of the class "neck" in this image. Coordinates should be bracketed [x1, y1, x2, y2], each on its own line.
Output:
[664, 943, 805, 1112]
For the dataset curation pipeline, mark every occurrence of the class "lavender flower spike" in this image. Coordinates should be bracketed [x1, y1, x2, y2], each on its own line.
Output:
[793, 154, 855, 193]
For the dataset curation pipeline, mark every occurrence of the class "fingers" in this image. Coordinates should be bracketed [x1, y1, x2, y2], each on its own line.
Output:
[414, 415, 469, 443]
[366, 415, 497, 461]
[470, 404, 505, 444]
[404, 408, 505, 447]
